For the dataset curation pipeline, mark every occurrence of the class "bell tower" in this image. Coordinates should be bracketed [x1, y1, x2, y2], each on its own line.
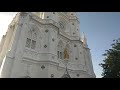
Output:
[32, 12, 80, 38]
[0, 12, 96, 78]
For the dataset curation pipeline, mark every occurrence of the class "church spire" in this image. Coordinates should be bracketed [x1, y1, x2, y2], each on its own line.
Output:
[81, 32, 88, 47]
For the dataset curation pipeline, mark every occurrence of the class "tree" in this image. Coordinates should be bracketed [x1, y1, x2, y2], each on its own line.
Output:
[99, 38, 120, 78]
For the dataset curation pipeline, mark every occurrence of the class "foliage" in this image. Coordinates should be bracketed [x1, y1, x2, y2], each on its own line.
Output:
[99, 38, 120, 78]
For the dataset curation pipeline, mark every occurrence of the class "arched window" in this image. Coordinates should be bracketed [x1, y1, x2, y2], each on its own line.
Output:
[25, 25, 38, 50]
[57, 41, 64, 59]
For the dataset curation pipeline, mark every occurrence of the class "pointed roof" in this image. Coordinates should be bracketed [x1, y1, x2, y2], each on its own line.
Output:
[61, 66, 71, 78]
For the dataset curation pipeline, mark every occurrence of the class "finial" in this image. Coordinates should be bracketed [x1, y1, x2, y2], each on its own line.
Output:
[82, 32, 88, 47]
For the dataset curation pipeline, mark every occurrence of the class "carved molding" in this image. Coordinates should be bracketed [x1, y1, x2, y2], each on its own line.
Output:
[21, 58, 59, 67]
[30, 13, 59, 29]
[23, 48, 57, 61]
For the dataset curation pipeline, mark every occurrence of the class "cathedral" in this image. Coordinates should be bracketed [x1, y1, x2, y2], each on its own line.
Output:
[0, 12, 96, 78]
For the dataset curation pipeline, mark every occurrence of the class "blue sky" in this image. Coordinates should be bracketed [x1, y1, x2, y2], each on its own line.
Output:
[79, 12, 120, 78]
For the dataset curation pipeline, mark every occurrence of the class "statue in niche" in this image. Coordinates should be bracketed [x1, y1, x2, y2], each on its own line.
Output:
[64, 48, 69, 59]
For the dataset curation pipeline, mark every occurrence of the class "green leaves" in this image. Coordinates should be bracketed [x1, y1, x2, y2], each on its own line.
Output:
[100, 38, 120, 78]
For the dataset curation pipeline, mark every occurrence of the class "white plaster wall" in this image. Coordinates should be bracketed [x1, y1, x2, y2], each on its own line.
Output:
[0, 12, 95, 78]
[0, 56, 14, 78]
[0, 35, 6, 54]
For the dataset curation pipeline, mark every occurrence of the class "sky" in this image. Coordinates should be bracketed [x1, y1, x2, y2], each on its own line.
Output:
[0, 12, 17, 41]
[0, 12, 120, 78]
[80, 12, 120, 78]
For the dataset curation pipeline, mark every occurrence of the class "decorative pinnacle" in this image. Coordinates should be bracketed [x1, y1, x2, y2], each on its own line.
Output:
[81, 32, 88, 47]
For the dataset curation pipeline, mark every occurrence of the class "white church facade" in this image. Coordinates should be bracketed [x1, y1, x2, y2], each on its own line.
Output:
[0, 12, 96, 78]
